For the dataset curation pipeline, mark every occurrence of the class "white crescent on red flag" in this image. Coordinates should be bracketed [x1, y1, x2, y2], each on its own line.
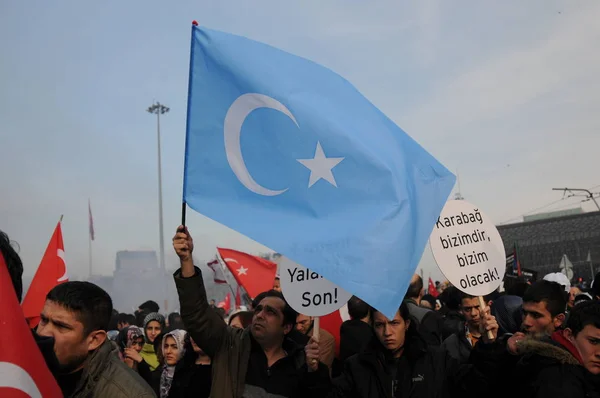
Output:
[0, 252, 62, 397]
[21, 221, 68, 328]
[217, 248, 277, 299]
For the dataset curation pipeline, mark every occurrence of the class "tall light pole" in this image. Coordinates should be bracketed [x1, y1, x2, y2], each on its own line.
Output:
[147, 102, 169, 273]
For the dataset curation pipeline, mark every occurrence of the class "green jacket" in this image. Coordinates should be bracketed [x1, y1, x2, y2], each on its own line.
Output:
[174, 267, 329, 398]
[70, 339, 156, 398]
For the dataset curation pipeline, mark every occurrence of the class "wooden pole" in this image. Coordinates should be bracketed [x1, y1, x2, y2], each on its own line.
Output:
[478, 296, 494, 340]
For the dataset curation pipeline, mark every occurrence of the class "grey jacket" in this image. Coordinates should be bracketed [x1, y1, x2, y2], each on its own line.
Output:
[70, 339, 156, 398]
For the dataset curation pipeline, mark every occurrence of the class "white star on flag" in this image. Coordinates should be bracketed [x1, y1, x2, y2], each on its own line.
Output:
[297, 142, 345, 187]
[237, 266, 248, 276]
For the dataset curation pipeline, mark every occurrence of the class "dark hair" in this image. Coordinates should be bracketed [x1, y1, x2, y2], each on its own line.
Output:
[153, 332, 166, 365]
[370, 302, 418, 339]
[567, 300, 600, 336]
[459, 291, 477, 303]
[167, 312, 185, 332]
[505, 276, 530, 298]
[135, 309, 150, 327]
[46, 281, 113, 336]
[252, 290, 298, 326]
[0, 230, 24, 302]
[118, 313, 136, 326]
[229, 311, 253, 328]
[139, 300, 160, 313]
[406, 276, 423, 299]
[348, 296, 370, 320]
[439, 286, 462, 311]
[108, 310, 120, 331]
[420, 294, 437, 309]
[523, 280, 567, 318]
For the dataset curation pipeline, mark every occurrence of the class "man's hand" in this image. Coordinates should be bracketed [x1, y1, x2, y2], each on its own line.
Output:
[479, 305, 499, 343]
[173, 226, 195, 277]
[507, 332, 526, 355]
[124, 348, 143, 363]
[305, 337, 320, 373]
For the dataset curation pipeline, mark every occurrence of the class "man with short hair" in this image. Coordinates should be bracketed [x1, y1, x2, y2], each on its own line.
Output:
[117, 313, 136, 331]
[172, 226, 329, 398]
[467, 280, 577, 397]
[339, 296, 373, 362]
[563, 300, 600, 375]
[138, 300, 160, 314]
[36, 281, 155, 397]
[442, 292, 482, 363]
[404, 274, 444, 345]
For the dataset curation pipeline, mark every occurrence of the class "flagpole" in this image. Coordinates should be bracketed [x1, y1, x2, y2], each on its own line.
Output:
[88, 229, 92, 279]
[215, 252, 241, 299]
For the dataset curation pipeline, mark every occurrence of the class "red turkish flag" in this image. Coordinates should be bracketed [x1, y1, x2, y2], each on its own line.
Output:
[0, 252, 63, 397]
[428, 277, 439, 298]
[320, 310, 345, 357]
[22, 221, 68, 328]
[217, 248, 277, 299]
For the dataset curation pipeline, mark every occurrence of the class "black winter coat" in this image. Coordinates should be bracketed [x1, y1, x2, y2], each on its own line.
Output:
[328, 336, 463, 398]
[441, 330, 471, 364]
[468, 336, 600, 398]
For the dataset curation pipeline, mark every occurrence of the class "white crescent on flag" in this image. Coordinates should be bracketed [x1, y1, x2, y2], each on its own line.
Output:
[0, 362, 42, 398]
[56, 248, 68, 282]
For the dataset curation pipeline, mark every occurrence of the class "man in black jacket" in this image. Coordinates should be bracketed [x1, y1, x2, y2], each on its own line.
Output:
[339, 296, 373, 363]
[442, 292, 483, 363]
[404, 274, 444, 345]
[329, 301, 498, 397]
[467, 280, 594, 398]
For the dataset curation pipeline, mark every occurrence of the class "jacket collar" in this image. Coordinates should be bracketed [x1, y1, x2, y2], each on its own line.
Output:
[71, 339, 115, 396]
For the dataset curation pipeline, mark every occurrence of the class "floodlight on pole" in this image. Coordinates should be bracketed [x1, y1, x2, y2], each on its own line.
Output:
[147, 102, 169, 273]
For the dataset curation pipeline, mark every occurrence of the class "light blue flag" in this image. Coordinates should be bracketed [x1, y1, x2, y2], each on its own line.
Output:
[183, 25, 455, 319]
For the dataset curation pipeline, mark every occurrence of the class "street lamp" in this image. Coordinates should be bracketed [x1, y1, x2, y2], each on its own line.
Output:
[147, 102, 169, 273]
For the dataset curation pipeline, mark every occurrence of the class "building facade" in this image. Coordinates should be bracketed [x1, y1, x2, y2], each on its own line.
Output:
[497, 210, 600, 282]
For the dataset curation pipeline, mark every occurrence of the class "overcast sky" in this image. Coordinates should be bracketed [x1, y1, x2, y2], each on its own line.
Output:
[1, 0, 599, 283]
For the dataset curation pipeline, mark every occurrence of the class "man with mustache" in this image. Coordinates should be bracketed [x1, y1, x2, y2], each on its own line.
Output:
[172, 226, 329, 398]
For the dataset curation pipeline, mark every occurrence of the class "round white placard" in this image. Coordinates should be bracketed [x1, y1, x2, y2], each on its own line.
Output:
[429, 200, 506, 296]
[279, 256, 352, 316]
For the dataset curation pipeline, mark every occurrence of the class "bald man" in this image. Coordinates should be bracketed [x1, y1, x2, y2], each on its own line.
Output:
[403, 274, 444, 345]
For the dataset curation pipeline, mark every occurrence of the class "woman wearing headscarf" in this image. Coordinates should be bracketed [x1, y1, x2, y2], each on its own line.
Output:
[141, 312, 165, 371]
[117, 326, 145, 371]
[141, 329, 201, 398]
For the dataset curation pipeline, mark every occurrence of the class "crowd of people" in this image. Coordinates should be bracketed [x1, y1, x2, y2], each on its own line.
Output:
[3, 226, 600, 397]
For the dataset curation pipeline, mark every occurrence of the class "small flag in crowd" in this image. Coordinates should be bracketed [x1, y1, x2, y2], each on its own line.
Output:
[21, 219, 68, 328]
[0, 251, 62, 397]
[182, 26, 455, 318]
[207, 259, 227, 284]
[89, 199, 95, 241]
[428, 277, 439, 298]
[217, 248, 277, 299]
[506, 242, 522, 276]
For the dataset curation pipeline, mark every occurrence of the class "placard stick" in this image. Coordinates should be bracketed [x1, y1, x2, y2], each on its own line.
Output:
[478, 296, 494, 340]
[313, 316, 320, 342]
